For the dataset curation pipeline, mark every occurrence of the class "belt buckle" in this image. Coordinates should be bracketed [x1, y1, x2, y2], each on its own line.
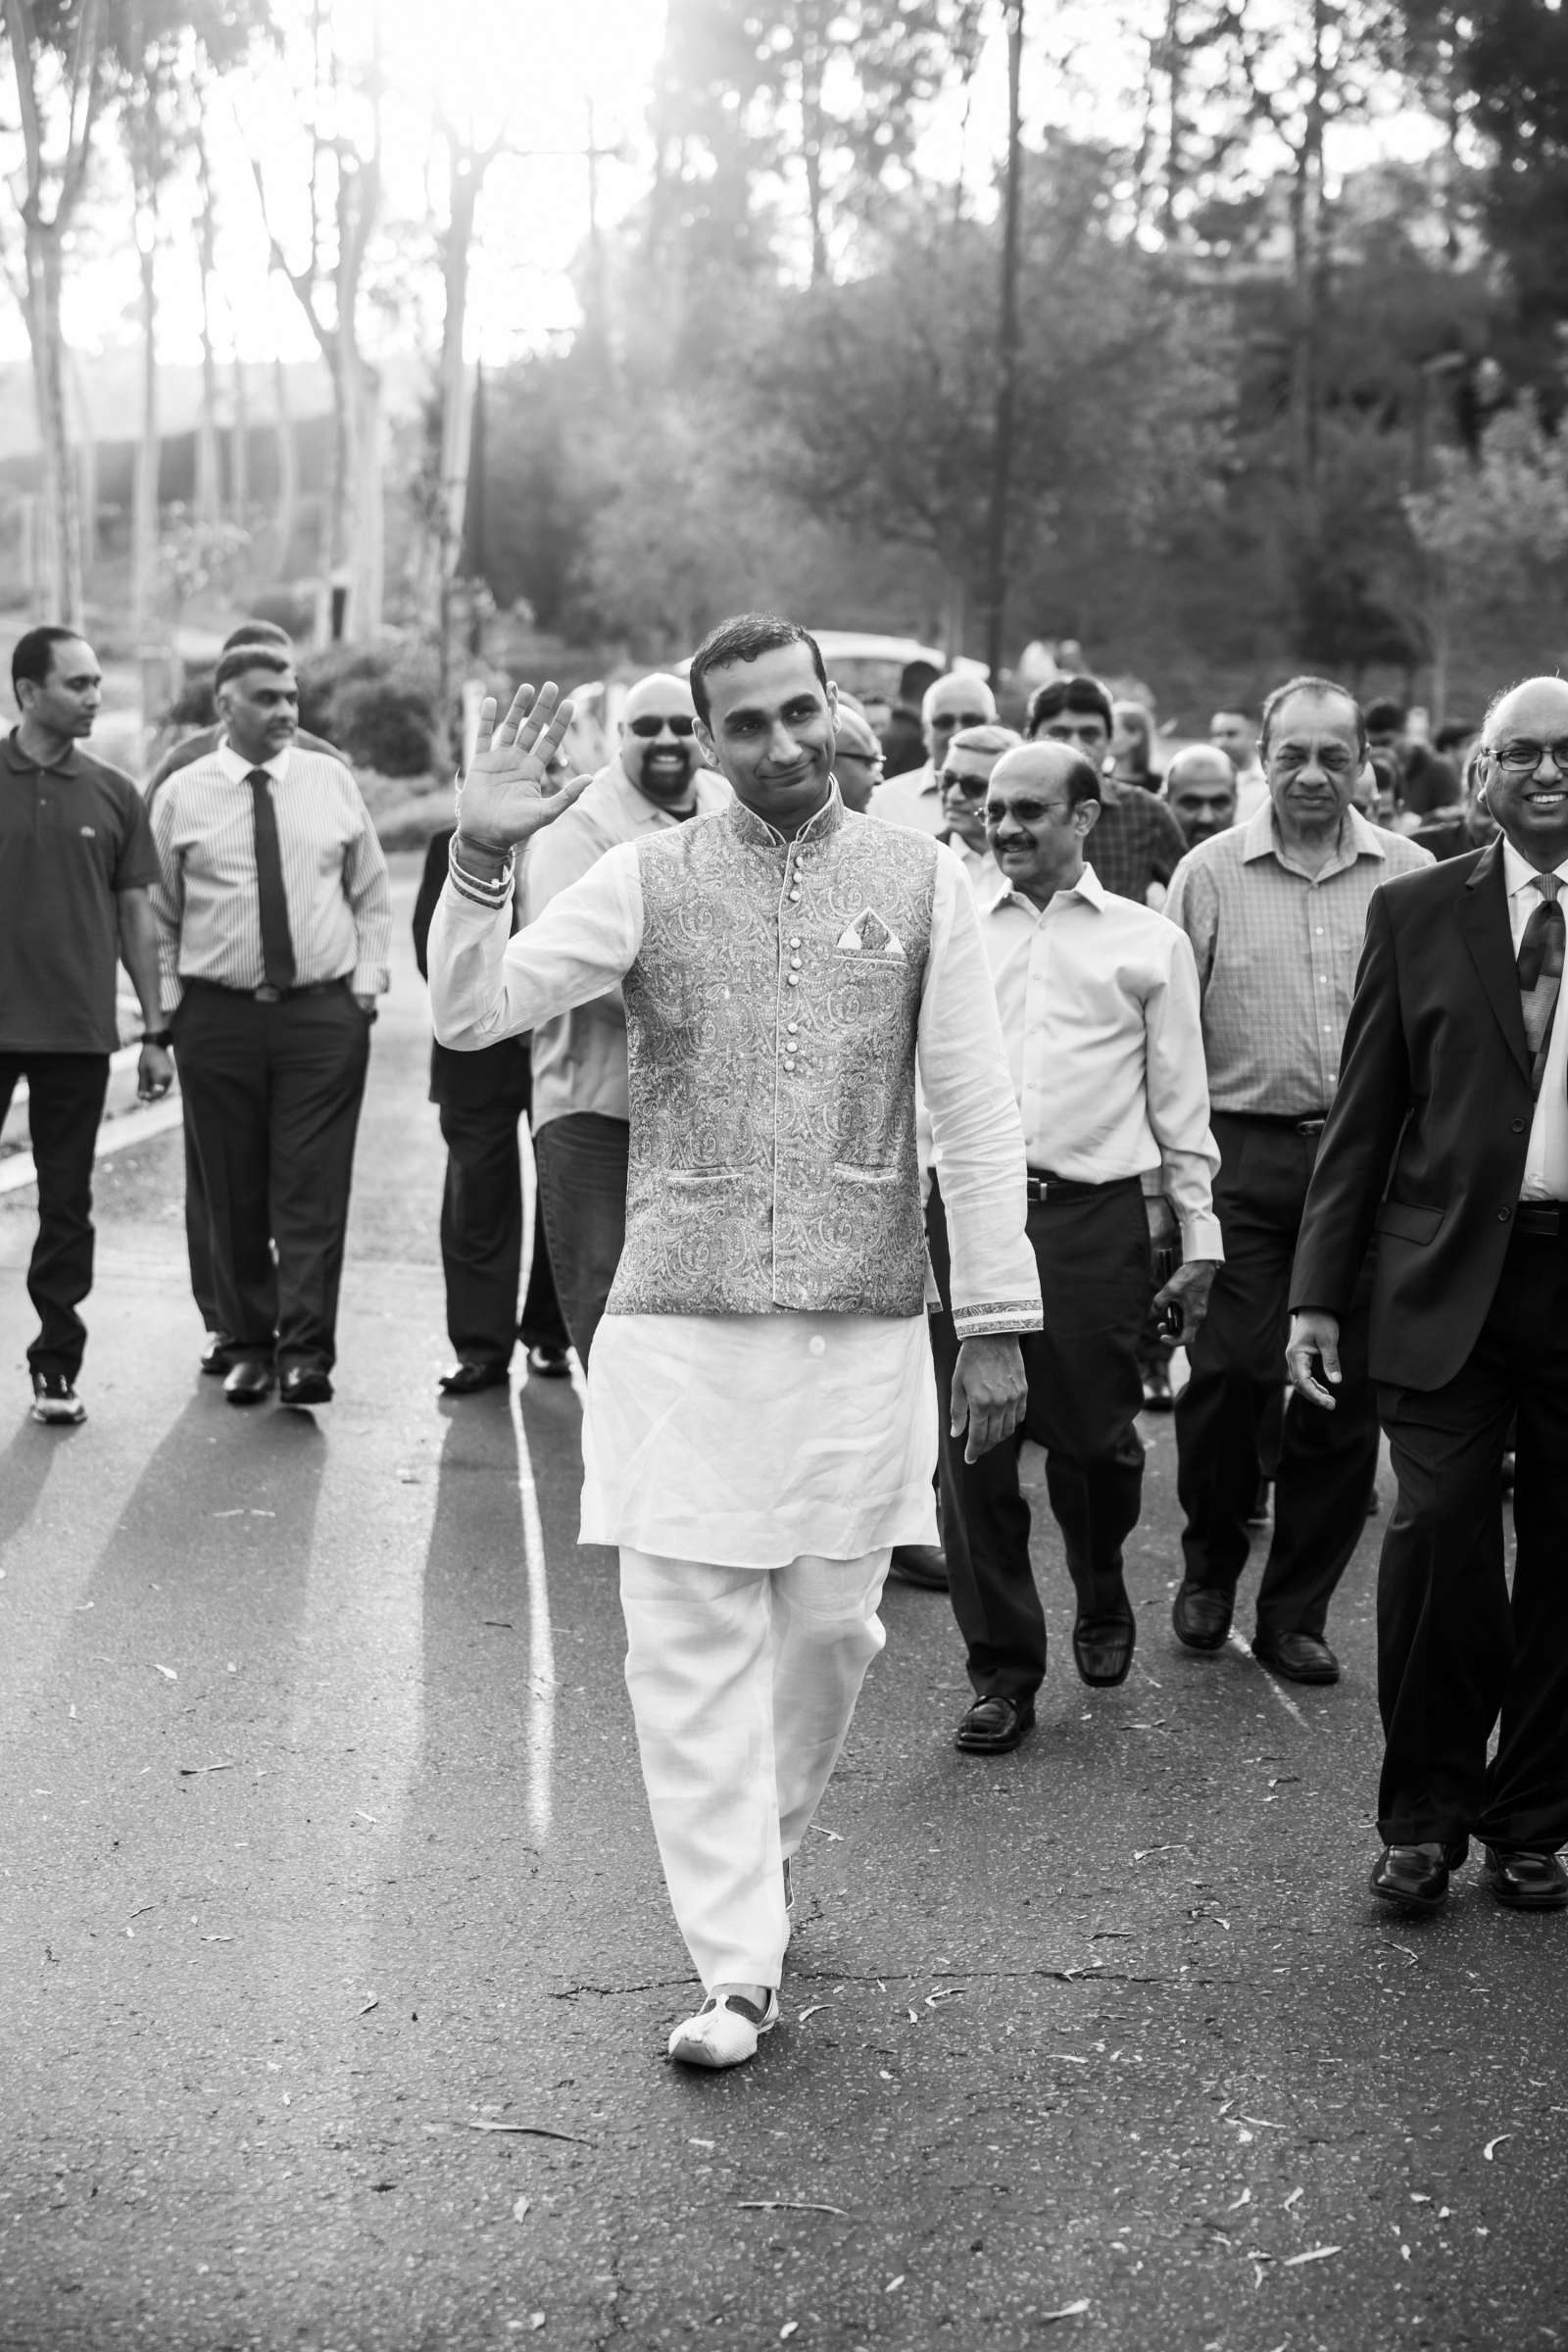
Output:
[1296, 1117, 1326, 1136]
[254, 985, 282, 1004]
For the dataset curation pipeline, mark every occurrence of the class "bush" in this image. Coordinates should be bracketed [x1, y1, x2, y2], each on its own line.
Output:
[330, 676, 438, 776]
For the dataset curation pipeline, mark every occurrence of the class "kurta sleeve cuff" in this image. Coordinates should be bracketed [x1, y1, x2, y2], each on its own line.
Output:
[1179, 1210, 1225, 1262]
[952, 1296, 1044, 1340]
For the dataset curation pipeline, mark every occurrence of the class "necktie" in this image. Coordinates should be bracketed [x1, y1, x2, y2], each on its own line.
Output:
[1517, 871, 1564, 1095]
[246, 767, 297, 993]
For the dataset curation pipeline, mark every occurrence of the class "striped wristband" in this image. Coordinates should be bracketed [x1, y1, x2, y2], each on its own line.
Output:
[448, 833, 514, 906]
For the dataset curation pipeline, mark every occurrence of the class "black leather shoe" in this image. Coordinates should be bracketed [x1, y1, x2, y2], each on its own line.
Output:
[439, 1358, 510, 1396]
[1141, 1365, 1174, 1410]
[279, 1365, 333, 1408]
[201, 1332, 242, 1376]
[888, 1544, 949, 1592]
[222, 1360, 274, 1406]
[1251, 1630, 1341, 1684]
[1483, 1846, 1568, 1910]
[1371, 1840, 1466, 1911]
[954, 1693, 1035, 1754]
[1073, 1615, 1136, 1687]
[525, 1345, 571, 1380]
[1172, 1581, 1233, 1651]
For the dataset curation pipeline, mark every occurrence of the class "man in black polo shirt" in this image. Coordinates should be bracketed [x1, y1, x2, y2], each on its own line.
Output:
[0, 626, 171, 1423]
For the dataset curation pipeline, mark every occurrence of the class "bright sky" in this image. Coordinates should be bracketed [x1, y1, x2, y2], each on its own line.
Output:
[1, 0, 1441, 381]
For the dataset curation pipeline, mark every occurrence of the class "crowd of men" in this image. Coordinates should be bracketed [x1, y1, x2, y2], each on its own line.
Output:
[3, 610, 1563, 2072]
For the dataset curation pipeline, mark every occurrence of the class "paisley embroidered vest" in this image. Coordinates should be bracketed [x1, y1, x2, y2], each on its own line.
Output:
[609, 794, 938, 1318]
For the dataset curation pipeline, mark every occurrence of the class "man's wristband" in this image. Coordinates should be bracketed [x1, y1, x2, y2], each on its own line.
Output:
[449, 832, 515, 906]
[140, 1028, 173, 1049]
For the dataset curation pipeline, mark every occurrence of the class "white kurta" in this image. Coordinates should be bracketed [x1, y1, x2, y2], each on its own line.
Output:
[429, 808, 1040, 1568]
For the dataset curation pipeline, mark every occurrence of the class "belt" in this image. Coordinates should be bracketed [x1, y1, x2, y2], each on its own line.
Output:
[184, 977, 350, 1004]
[1217, 1109, 1329, 1136]
[1024, 1169, 1143, 1205]
[1512, 1201, 1568, 1237]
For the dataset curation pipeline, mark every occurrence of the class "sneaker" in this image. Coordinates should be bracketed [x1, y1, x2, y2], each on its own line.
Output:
[30, 1372, 85, 1425]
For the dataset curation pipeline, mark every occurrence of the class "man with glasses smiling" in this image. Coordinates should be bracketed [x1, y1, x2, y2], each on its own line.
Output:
[928, 740, 1220, 1751]
[522, 671, 730, 1364]
[1289, 675, 1568, 1913]
[935, 723, 1021, 890]
[1164, 676, 1431, 1687]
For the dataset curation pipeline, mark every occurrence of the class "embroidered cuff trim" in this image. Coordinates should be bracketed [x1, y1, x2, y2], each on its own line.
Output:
[952, 1302, 1043, 1337]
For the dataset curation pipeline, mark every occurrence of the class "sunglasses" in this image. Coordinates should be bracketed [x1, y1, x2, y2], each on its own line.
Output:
[932, 711, 990, 732]
[628, 714, 696, 738]
[939, 770, 990, 799]
[984, 799, 1073, 826]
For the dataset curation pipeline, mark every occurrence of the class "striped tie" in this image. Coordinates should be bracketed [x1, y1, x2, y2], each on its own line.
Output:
[1517, 871, 1564, 1096]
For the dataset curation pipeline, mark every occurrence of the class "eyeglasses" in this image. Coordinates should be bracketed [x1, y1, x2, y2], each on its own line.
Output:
[1489, 738, 1568, 773]
[984, 798, 1073, 826]
[939, 770, 991, 799]
[931, 710, 990, 732]
[837, 750, 881, 766]
[627, 714, 696, 738]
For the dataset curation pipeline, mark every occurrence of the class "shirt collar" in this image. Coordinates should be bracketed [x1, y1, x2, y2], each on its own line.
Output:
[1241, 799, 1386, 866]
[4, 727, 81, 777]
[726, 777, 846, 851]
[218, 742, 292, 784]
[1500, 837, 1568, 900]
[988, 859, 1104, 916]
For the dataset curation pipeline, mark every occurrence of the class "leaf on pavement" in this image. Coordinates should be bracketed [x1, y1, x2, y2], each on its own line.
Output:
[513, 2195, 531, 2222]
[178, 1760, 239, 1776]
[1041, 2300, 1091, 2322]
[445, 2120, 592, 2143]
[153, 1664, 177, 1681]
[738, 2200, 847, 2217]
[797, 2005, 827, 2023]
[1282, 2245, 1342, 2267]
[1483, 2135, 1514, 2161]
[358, 1994, 378, 2015]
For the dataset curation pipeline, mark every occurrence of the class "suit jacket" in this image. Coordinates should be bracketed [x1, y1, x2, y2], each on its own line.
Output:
[1290, 837, 1538, 1391]
[413, 829, 530, 1113]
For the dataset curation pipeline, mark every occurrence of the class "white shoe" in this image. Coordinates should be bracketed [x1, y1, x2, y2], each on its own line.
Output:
[667, 1987, 780, 2070]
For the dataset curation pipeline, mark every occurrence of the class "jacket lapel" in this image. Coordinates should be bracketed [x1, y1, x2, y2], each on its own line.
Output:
[1460, 839, 1530, 1077]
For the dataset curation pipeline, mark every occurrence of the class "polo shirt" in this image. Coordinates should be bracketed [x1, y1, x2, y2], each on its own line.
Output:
[0, 730, 160, 1054]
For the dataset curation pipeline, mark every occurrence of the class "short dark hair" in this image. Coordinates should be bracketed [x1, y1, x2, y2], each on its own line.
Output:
[1259, 674, 1367, 761]
[221, 618, 292, 655]
[689, 612, 828, 727]
[13, 624, 85, 697]
[1026, 673, 1114, 741]
[1363, 697, 1405, 735]
[214, 643, 293, 695]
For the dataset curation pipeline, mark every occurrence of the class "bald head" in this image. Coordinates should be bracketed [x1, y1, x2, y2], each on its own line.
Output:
[986, 742, 1102, 906]
[922, 670, 997, 763]
[832, 703, 884, 810]
[1165, 744, 1238, 849]
[1478, 674, 1568, 870]
[620, 670, 700, 806]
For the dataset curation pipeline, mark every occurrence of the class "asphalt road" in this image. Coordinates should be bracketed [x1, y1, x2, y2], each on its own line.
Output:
[3, 860, 1565, 2352]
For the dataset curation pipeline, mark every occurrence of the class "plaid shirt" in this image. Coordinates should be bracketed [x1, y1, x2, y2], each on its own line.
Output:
[1086, 780, 1188, 904]
[1163, 805, 1432, 1116]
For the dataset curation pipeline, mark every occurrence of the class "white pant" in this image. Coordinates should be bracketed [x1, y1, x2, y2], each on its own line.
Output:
[618, 1546, 890, 1990]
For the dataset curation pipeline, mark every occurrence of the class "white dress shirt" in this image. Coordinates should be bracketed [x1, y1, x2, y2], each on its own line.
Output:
[1501, 838, 1568, 1200]
[978, 861, 1224, 1260]
[868, 762, 945, 835]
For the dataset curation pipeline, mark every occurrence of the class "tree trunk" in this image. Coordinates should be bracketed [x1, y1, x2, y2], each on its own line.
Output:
[131, 233, 160, 642]
[231, 354, 250, 526]
[194, 127, 222, 525]
[983, 0, 1025, 682]
[271, 357, 298, 582]
[347, 357, 383, 637]
[435, 148, 484, 759]
[68, 348, 97, 587]
[23, 222, 82, 627]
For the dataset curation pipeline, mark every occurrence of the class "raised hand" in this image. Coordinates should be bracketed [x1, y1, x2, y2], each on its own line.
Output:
[455, 682, 588, 855]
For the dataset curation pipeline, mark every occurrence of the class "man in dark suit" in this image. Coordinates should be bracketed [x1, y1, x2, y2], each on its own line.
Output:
[413, 827, 569, 1393]
[1288, 674, 1568, 1916]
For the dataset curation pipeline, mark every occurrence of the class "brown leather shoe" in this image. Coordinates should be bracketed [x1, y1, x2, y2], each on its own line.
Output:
[954, 1693, 1035, 1754]
[1251, 1630, 1341, 1684]
[1483, 1847, 1568, 1910]
[1370, 1841, 1465, 1911]
[1172, 1581, 1232, 1651]
[1073, 1615, 1136, 1687]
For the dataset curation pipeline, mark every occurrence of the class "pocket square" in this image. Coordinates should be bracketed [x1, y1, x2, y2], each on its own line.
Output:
[836, 907, 906, 958]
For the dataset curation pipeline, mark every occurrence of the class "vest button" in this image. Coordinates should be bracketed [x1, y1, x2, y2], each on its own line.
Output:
[787, 974, 800, 986]
[1511, 1117, 1527, 1133]
[1498, 1206, 1512, 1221]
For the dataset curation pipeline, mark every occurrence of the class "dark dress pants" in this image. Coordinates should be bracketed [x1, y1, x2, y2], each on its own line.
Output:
[173, 984, 370, 1374]
[438, 1093, 569, 1365]
[180, 1099, 220, 1330]
[929, 1175, 1151, 1703]
[532, 1112, 629, 1367]
[1376, 1227, 1568, 1854]
[0, 1051, 110, 1381]
[1175, 1114, 1379, 1641]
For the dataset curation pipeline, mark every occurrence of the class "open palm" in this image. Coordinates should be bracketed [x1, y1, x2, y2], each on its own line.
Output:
[457, 681, 587, 851]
